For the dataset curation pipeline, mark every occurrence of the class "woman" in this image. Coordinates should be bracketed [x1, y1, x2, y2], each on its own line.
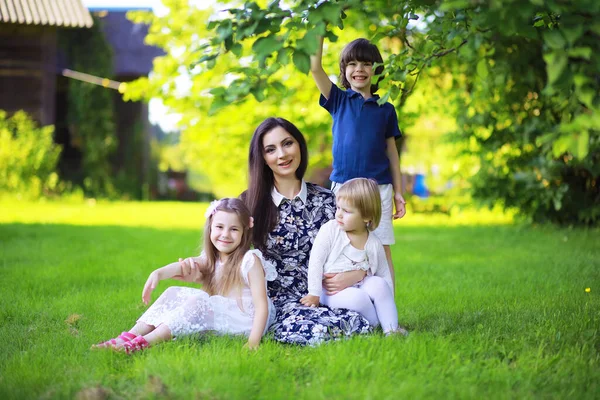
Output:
[242, 117, 371, 345]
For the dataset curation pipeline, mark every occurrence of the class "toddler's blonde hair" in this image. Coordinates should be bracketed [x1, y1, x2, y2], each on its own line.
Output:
[336, 178, 382, 231]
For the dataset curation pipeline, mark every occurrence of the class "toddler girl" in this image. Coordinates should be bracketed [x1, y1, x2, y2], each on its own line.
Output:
[300, 179, 405, 335]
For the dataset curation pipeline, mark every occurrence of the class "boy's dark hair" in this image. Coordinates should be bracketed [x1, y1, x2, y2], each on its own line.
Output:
[339, 38, 384, 94]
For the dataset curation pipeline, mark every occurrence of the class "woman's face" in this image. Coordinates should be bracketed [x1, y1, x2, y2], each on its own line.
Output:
[262, 126, 301, 180]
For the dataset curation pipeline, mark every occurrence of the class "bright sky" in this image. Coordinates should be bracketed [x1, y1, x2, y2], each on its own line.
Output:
[81, 0, 167, 12]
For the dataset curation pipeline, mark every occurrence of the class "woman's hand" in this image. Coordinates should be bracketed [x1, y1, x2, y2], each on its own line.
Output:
[300, 294, 320, 307]
[322, 270, 367, 295]
[142, 271, 160, 305]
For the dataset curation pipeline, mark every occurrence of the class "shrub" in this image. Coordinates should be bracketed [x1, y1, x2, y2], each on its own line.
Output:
[0, 110, 61, 198]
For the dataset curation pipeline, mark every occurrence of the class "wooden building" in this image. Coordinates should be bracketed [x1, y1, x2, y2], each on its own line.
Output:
[0, 0, 93, 125]
[1, 1, 164, 198]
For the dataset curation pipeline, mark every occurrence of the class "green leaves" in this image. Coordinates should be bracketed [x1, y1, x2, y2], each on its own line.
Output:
[197, 53, 219, 64]
[567, 47, 591, 60]
[230, 43, 243, 57]
[476, 59, 489, 78]
[216, 20, 233, 41]
[377, 92, 390, 106]
[252, 35, 283, 60]
[577, 130, 590, 159]
[561, 25, 584, 46]
[277, 47, 291, 65]
[389, 84, 400, 101]
[556, 113, 600, 159]
[544, 29, 567, 50]
[296, 28, 321, 57]
[543, 51, 567, 85]
[439, 0, 470, 12]
[309, 1, 343, 25]
[552, 131, 589, 159]
[543, 30, 566, 50]
[292, 50, 311, 74]
[576, 88, 595, 110]
[208, 87, 226, 97]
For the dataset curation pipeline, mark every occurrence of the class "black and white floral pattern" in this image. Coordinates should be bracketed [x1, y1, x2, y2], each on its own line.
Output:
[266, 183, 371, 345]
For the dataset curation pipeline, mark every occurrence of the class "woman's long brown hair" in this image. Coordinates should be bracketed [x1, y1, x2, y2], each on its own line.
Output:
[201, 198, 253, 297]
[242, 117, 308, 252]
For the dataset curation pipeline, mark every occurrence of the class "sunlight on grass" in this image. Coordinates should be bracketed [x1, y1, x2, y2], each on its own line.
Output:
[400, 205, 514, 226]
[0, 200, 209, 229]
[1, 200, 514, 229]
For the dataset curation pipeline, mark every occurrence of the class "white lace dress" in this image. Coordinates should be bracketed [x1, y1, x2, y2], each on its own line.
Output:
[138, 250, 277, 338]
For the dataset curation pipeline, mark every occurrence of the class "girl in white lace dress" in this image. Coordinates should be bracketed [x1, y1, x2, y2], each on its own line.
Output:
[92, 198, 277, 354]
[300, 179, 406, 335]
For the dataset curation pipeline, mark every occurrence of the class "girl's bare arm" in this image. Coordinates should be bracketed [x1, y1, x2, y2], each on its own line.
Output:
[141, 257, 205, 305]
[246, 256, 269, 349]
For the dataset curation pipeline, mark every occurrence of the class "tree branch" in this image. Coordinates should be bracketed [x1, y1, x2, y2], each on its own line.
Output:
[431, 39, 468, 58]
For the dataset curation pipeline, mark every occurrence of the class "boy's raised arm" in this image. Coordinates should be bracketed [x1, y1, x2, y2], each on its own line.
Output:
[310, 35, 332, 100]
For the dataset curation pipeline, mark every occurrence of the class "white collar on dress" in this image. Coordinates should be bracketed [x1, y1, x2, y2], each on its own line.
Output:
[271, 180, 308, 206]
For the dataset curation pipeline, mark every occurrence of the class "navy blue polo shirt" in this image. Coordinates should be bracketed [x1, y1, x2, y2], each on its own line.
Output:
[319, 83, 402, 185]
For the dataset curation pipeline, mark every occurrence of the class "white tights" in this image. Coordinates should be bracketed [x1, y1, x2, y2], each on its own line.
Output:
[320, 275, 398, 333]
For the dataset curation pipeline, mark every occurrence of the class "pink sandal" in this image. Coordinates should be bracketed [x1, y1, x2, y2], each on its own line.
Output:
[121, 335, 150, 355]
[92, 331, 136, 349]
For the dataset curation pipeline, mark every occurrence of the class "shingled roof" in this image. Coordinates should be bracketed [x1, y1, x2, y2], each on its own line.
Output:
[0, 0, 93, 27]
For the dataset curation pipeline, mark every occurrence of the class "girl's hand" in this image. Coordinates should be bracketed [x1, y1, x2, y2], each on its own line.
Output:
[300, 294, 320, 307]
[243, 340, 260, 350]
[179, 257, 196, 275]
[323, 270, 366, 295]
[179, 257, 204, 283]
[393, 194, 406, 219]
[142, 271, 159, 305]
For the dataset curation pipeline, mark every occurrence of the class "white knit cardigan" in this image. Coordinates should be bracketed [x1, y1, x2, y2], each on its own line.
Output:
[307, 220, 393, 296]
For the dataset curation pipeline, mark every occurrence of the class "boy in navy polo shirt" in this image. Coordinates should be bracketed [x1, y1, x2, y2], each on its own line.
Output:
[311, 37, 406, 293]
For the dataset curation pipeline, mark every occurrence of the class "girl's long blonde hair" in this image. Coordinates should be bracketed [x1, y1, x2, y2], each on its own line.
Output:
[201, 198, 252, 297]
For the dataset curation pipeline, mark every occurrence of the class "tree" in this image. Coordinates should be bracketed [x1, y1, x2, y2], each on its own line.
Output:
[125, 0, 599, 224]
[124, 1, 369, 197]
[424, 1, 600, 225]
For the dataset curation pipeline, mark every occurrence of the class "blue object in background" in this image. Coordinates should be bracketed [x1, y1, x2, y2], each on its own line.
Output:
[413, 173, 429, 198]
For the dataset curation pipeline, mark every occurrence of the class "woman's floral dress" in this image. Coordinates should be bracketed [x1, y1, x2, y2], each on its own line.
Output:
[266, 182, 371, 345]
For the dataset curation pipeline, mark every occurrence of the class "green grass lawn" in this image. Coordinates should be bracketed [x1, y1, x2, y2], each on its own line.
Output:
[0, 200, 598, 399]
